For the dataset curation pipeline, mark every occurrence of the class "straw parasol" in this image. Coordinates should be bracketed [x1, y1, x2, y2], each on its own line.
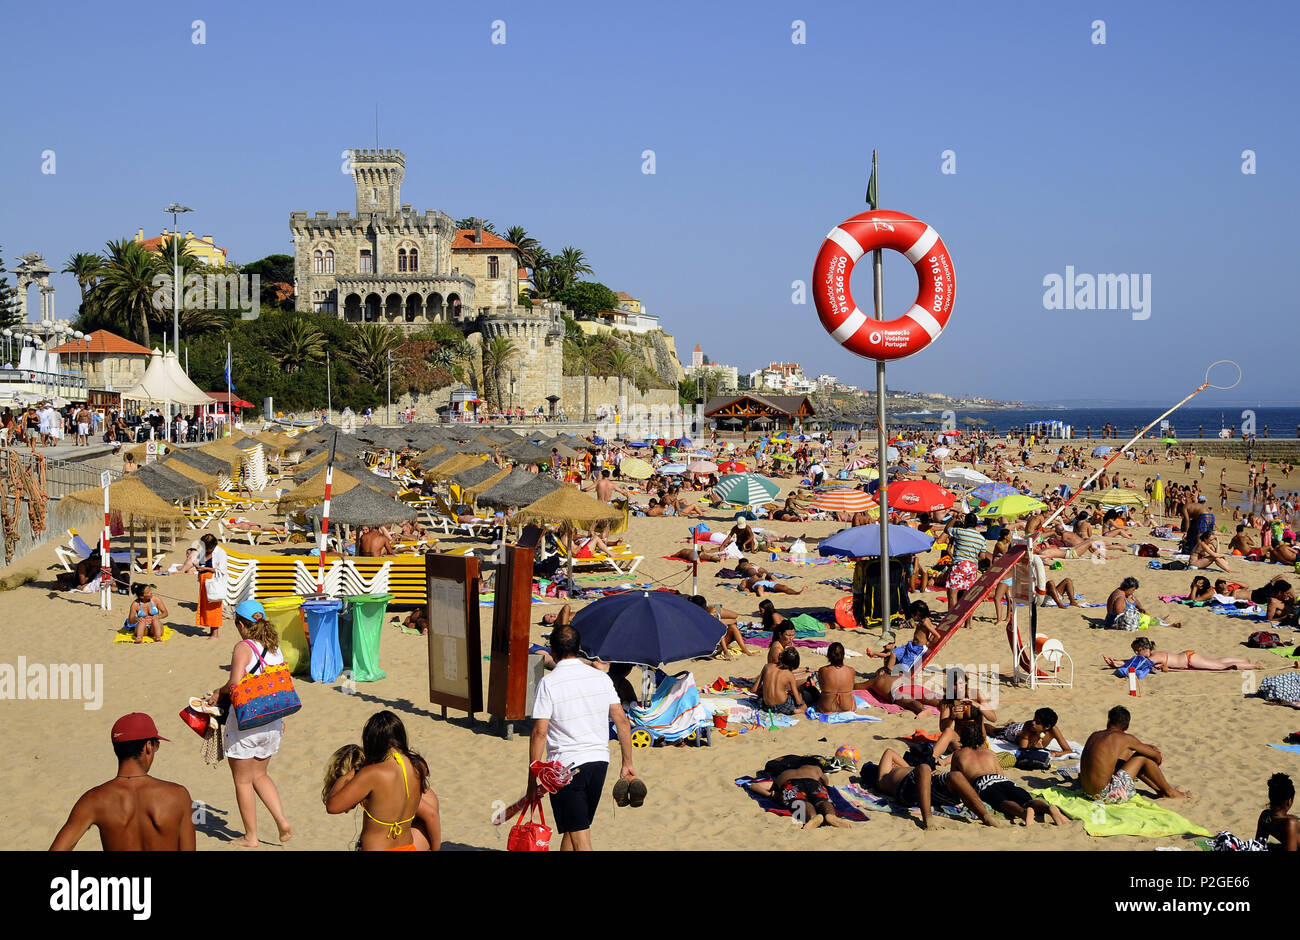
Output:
[277, 468, 363, 512]
[515, 485, 624, 529]
[63, 476, 186, 527]
[168, 449, 231, 477]
[1079, 488, 1148, 507]
[304, 484, 416, 527]
[195, 439, 247, 474]
[160, 457, 221, 490]
[478, 472, 562, 510]
[133, 463, 209, 503]
[123, 441, 174, 464]
[451, 461, 510, 490]
[425, 453, 488, 481]
[504, 439, 552, 464]
[463, 465, 516, 501]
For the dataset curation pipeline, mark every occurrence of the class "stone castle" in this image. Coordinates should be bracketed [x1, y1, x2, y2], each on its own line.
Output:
[290, 148, 565, 411]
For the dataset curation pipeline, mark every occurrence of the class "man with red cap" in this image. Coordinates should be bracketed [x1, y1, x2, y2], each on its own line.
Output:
[50, 713, 195, 851]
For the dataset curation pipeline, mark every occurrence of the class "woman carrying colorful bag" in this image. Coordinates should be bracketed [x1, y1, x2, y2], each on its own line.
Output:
[205, 599, 297, 847]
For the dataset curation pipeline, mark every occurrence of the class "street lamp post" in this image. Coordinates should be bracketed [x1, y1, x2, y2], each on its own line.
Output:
[162, 203, 194, 360]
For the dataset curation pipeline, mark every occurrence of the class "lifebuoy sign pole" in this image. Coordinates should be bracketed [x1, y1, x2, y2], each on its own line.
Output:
[812, 150, 956, 647]
[100, 470, 112, 610]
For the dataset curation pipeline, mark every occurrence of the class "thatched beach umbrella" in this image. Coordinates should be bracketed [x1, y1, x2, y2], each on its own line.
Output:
[161, 457, 221, 490]
[196, 440, 246, 475]
[451, 461, 510, 491]
[134, 463, 209, 503]
[477, 471, 562, 510]
[168, 449, 231, 478]
[515, 485, 627, 579]
[277, 468, 363, 512]
[504, 439, 551, 464]
[304, 484, 416, 527]
[426, 453, 488, 481]
[463, 465, 515, 502]
[64, 476, 186, 527]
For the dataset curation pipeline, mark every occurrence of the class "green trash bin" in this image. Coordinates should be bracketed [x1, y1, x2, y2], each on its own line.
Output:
[344, 593, 393, 682]
[262, 596, 308, 676]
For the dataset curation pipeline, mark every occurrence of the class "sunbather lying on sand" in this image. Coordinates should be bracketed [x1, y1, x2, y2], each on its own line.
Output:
[746, 762, 852, 829]
[1103, 636, 1265, 672]
[860, 747, 996, 830]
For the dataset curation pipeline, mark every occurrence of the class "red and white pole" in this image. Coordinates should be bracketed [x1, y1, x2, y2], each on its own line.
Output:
[100, 471, 112, 609]
[316, 432, 338, 594]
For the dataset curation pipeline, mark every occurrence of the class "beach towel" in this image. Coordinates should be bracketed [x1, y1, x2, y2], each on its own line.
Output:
[113, 625, 175, 644]
[803, 706, 882, 723]
[626, 673, 711, 742]
[853, 689, 938, 716]
[837, 781, 981, 822]
[1033, 787, 1209, 838]
[988, 737, 1083, 760]
[734, 777, 869, 822]
[1268, 744, 1300, 755]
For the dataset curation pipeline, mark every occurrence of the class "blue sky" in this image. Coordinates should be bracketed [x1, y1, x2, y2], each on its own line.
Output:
[1, 0, 1295, 405]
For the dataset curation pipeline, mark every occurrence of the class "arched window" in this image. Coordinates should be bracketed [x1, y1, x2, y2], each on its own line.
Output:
[488, 255, 499, 278]
[397, 248, 407, 272]
[313, 250, 323, 274]
[360, 249, 373, 274]
[408, 248, 418, 273]
[324, 250, 334, 273]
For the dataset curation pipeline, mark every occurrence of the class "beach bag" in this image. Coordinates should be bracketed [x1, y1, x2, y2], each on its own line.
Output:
[506, 798, 552, 852]
[1247, 631, 1285, 649]
[1114, 654, 1155, 679]
[179, 705, 210, 737]
[1136, 543, 1159, 558]
[229, 640, 301, 729]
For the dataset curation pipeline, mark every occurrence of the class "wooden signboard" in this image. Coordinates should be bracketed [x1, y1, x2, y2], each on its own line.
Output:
[426, 553, 484, 719]
[487, 525, 541, 738]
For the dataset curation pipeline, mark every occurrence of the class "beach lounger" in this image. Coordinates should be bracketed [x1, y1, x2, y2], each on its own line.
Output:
[57, 529, 164, 573]
[552, 535, 644, 576]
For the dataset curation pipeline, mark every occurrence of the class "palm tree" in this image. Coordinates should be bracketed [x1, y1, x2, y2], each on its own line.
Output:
[96, 239, 163, 347]
[608, 347, 637, 403]
[62, 252, 103, 306]
[454, 217, 497, 234]
[481, 334, 518, 410]
[529, 250, 560, 297]
[345, 322, 401, 388]
[564, 334, 599, 422]
[554, 246, 593, 283]
[504, 226, 541, 267]
[273, 317, 327, 374]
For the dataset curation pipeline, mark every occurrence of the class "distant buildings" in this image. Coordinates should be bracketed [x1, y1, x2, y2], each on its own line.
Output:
[594, 291, 660, 334]
[134, 229, 229, 267]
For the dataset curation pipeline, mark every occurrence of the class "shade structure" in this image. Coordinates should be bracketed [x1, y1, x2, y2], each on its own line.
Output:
[967, 482, 1018, 507]
[63, 476, 186, 527]
[195, 439, 247, 475]
[713, 473, 779, 508]
[133, 463, 209, 502]
[477, 472, 562, 510]
[658, 463, 688, 475]
[812, 489, 879, 514]
[515, 485, 624, 530]
[930, 447, 950, 458]
[818, 523, 933, 559]
[846, 457, 872, 471]
[940, 467, 991, 486]
[160, 457, 220, 490]
[1161, 438, 1179, 445]
[886, 479, 955, 512]
[569, 591, 726, 667]
[850, 467, 881, 480]
[166, 449, 230, 478]
[462, 465, 514, 501]
[549, 441, 582, 460]
[426, 453, 488, 481]
[1079, 488, 1148, 507]
[305, 484, 416, 527]
[717, 460, 748, 473]
[686, 460, 717, 474]
[451, 461, 509, 490]
[503, 440, 552, 464]
[118, 348, 212, 406]
[277, 468, 363, 512]
[978, 494, 1047, 519]
[619, 457, 653, 480]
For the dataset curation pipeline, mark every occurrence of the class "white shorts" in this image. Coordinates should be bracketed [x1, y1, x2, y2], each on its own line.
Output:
[77, 423, 89, 435]
[223, 714, 283, 759]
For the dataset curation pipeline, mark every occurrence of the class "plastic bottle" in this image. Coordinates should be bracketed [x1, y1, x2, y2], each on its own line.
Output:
[1128, 665, 1138, 697]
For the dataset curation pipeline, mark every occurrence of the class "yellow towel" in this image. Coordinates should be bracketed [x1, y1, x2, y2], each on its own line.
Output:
[114, 625, 176, 644]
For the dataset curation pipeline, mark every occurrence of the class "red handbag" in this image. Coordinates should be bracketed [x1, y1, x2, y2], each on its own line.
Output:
[506, 798, 552, 852]
[179, 706, 210, 737]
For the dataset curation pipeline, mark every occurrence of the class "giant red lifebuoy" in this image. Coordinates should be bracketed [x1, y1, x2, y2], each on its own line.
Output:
[813, 210, 955, 361]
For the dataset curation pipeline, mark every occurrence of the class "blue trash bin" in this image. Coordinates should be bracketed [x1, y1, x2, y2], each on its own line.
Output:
[302, 599, 344, 683]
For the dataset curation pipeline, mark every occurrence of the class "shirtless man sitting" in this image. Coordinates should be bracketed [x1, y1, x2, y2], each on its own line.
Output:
[860, 747, 996, 830]
[722, 518, 759, 553]
[1269, 539, 1298, 565]
[746, 762, 852, 829]
[1079, 705, 1189, 803]
[358, 525, 395, 557]
[50, 713, 196, 851]
[752, 647, 808, 715]
[951, 721, 1069, 826]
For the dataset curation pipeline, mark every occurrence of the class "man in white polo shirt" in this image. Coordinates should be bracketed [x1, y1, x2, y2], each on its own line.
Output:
[527, 624, 637, 851]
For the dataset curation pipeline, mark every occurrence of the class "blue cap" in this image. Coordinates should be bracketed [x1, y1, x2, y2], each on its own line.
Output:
[234, 599, 265, 622]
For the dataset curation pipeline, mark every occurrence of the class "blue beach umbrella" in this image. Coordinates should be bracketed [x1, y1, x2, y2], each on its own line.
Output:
[817, 523, 934, 559]
[659, 463, 688, 475]
[569, 591, 726, 667]
[1091, 445, 1113, 457]
[967, 481, 1017, 507]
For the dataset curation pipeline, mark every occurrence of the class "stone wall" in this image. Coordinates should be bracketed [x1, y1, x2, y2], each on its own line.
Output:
[561, 376, 677, 418]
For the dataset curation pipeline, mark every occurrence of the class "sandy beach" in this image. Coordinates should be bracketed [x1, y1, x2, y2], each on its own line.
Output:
[4, 439, 1297, 852]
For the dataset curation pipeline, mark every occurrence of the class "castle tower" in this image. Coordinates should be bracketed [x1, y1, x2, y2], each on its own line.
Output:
[351, 148, 405, 217]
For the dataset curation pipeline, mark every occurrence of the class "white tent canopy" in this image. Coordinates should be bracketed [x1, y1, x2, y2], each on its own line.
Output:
[119, 349, 212, 406]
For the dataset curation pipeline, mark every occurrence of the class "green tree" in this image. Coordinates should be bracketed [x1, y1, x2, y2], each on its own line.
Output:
[96, 239, 163, 347]
[554, 246, 593, 283]
[0, 245, 21, 330]
[345, 322, 401, 389]
[564, 334, 600, 421]
[62, 252, 103, 308]
[481, 334, 519, 410]
[504, 226, 541, 267]
[608, 346, 637, 402]
[555, 281, 618, 320]
[454, 217, 497, 234]
[272, 316, 326, 374]
[242, 254, 296, 309]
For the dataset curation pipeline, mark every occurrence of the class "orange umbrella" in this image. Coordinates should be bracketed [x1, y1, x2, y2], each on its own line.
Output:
[813, 489, 879, 514]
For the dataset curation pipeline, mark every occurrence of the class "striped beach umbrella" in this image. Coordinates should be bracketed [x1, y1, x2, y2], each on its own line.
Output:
[620, 457, 654, 480]
[714, 473, 780, 508]
[813, 489, 879, 514]
[847, 457, 873, 471]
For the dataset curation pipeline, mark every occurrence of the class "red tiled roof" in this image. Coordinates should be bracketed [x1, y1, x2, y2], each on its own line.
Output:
[49, 329, 152, 356]
[451, 229, 520, 251]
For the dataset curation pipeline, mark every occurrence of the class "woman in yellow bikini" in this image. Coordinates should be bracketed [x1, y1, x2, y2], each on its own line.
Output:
[326, 711, 440, 850]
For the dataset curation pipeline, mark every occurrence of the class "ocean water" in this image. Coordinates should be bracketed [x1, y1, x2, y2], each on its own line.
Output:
[892, 406, 1300, 439]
